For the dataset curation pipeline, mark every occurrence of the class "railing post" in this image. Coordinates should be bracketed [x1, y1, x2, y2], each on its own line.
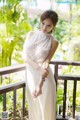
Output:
[0, 76, 3, 84]
[3, 93, 6, 111]
[13, 89, 16, 119]
[22, 86, 25, 119]
[63, 80, 67, 118]
[72, 80, 77, 118]
[54, 63, 58, 91]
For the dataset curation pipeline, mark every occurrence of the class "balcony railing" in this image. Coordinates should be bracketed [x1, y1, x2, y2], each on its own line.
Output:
[0, 64, 26, 120]
[0, 61, 80, 120]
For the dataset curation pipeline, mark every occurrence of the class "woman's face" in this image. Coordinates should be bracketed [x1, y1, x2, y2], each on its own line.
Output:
[41, 18, 54, 34]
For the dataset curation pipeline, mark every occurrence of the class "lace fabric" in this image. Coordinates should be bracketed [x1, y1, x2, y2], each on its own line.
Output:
[25, 30, 53, 63]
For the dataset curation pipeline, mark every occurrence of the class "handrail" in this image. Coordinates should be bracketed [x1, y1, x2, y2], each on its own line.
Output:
[0, 60, 80, 76]
[50, 60, 80, 66]
[0, 64, 26, 75]
[0, 81, 25, 94]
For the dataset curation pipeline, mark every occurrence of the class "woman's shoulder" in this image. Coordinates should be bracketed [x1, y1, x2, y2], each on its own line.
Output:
[27, 30, 39, 37]
[25, 31, 35, 40]
[51, 35, 59, 46]
[27, 31, 35, 36]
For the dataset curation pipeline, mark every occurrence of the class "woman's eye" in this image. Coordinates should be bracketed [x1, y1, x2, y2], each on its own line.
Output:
[47, 25, 51, 27]
[42, 22, 44, 25]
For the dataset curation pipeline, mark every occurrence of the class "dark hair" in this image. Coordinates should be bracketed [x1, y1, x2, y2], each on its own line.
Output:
[40, 10, 58, 26]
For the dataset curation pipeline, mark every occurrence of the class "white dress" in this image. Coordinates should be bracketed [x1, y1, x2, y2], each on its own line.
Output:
[23, 30, 56, 120]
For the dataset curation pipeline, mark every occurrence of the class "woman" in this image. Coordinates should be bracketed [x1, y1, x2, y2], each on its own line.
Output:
[23, 10, 59, 120]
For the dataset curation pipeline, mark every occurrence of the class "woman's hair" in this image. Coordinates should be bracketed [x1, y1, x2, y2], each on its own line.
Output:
[40, 10, 58, 26]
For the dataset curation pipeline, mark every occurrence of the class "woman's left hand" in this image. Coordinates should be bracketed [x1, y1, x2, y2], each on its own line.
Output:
[32, 86, 42, 98]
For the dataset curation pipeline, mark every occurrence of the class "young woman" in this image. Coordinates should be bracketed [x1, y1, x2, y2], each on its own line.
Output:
[23, 10, 59, 120]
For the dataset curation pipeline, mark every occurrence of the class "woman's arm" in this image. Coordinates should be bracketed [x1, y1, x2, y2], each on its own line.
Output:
[33, 40, 59, 98]
[48, 40, 59, 60]
[43, 39, 59, 69]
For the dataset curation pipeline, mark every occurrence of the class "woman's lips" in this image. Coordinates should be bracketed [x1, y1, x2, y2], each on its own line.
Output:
[43, 30, 47, 32]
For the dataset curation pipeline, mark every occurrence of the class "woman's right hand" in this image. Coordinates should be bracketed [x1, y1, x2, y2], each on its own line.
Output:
[39, 67, 49, 78]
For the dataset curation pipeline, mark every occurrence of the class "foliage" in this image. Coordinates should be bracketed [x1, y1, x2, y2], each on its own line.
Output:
[54, 19, 69, 43]
[0, 0, 32, 67]
[29, 15, 40, 30]
[70, 37, 80, 61]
